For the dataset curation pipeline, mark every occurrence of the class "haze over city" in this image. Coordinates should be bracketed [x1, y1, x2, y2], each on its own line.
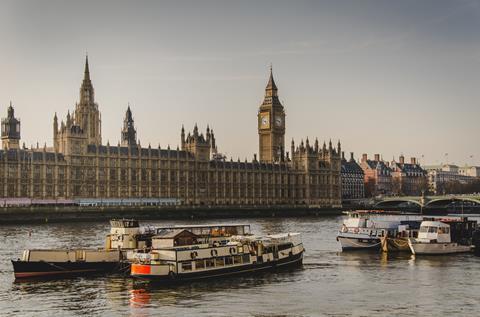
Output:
[1, 0, 479, 165]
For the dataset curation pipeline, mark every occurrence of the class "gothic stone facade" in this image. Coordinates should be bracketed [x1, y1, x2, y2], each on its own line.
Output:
[0, 58, 341, 207]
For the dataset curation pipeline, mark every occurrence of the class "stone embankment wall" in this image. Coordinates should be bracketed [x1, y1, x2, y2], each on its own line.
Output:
[0, 205, 346, 224]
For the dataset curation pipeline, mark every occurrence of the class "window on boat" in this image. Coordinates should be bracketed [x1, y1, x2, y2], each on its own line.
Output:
[278, 243, 293, 251]
[205, 258, 215, 268]
[195, 259, 205, 270]
[428, 227, 437, 233]
[225, 256, 233, 265]
[233, 255, 242, 264]
[215, 257, 225, 267]
[438, 227, 450, 234]
[242, 254, 250, 263]
[181, 262, 192, 272]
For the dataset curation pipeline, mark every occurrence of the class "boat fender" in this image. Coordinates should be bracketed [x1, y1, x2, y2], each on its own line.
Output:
[229, 247, 236, 255]
[168, 271, 176, 280]
[211, 249, 218, 257]
[190, 251, 198, 259]
[354, 228, 359, 234]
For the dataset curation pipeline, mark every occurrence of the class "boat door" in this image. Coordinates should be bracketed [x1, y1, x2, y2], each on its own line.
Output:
[76, 250, 85, 262]
[273, 246, 279, 260]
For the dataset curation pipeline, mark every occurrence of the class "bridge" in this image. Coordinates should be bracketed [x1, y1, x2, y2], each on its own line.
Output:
[373, 195, 480, 210]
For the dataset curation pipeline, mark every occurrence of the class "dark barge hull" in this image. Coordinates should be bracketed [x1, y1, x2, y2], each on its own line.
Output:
[12, 260, 130, 280]
[133, 252, 303, 282]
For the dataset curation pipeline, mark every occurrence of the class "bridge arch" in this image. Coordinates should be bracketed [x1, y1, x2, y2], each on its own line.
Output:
[424, 197, 480, 208]
[374, 199, 423, 209]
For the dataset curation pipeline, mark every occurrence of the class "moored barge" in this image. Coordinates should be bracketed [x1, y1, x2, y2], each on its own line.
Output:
[131, 226, 304, 282]
[12, 219, 154, 280]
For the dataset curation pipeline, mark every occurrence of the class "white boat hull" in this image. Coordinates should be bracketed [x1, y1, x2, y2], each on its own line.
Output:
[337, 235, 381, 251]
[408, 240, 472, 255]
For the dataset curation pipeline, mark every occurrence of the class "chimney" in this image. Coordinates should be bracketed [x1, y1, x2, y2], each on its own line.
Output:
[374, 154, 380, 162]
[399, 155, 405, 164]
[341, 151, 345, 160]
[411, 157, 416, 165]
[350, 152, 354, 162]
[362, 153, 367, 162]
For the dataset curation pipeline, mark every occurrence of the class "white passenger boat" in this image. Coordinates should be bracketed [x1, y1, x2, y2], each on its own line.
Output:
[337, 210, 423, 251]
[408, 220, 474, 255]
[130, 224, 304, 282]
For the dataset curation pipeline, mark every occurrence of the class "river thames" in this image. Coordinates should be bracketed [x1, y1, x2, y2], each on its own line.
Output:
[1, 215, 479, 316]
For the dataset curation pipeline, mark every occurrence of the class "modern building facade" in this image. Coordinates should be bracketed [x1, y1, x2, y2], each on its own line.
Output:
[340, 152, 365, 199]
[0, 57, 342, 207]
[459, 165, 480, 178]
[424, 164, 477, 195]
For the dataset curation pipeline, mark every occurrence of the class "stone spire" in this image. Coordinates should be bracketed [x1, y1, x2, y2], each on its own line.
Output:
[76, 55, 102, 145]
[84, 54, 90, 81]
[265, 65, 278, 97]
[7, 101, 14, 118]
[80, 54, 94, 105]
[121, 104, 137, 146]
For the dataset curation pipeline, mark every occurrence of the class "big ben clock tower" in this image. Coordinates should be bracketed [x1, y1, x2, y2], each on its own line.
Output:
[258, 67, 285, 163]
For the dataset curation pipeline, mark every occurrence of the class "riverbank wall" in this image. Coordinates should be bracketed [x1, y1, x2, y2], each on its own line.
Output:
[0, 205, 349, 224]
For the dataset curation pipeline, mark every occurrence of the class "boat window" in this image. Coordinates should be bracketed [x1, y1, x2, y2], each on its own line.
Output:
[428, 227, 437, 233]
[181, 262, 192, 272]
[278, 243, 293, 251]
[225, 256, 233, 265]
[420, 227, 429, 233]
[205, 258, 214, 268]
[242, 254, 250, 263]
[438, 227, 450, 234]
[195, 259, 205, 269]
[215, 257, 224, 267]
[233, 255, 242, 264]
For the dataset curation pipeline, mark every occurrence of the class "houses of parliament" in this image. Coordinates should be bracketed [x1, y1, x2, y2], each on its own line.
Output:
[0, 57, 341, 207]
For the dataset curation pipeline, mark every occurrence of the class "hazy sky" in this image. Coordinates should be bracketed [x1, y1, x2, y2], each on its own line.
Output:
[1, 0, 479, 165]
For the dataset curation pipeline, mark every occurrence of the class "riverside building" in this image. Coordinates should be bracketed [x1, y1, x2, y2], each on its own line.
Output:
[0, 58, 341, 207]
[340, 152, 365, 200]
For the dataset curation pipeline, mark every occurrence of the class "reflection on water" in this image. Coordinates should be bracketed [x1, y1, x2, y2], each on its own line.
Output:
[1, 216, 480, 316]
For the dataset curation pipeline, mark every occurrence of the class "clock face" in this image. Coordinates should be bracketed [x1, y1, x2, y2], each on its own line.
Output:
[275, 116, 282, 127]
[260, 112, 270, 129]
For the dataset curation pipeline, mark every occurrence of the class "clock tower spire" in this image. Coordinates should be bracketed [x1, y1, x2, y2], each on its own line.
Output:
[258, 66, 285, 163]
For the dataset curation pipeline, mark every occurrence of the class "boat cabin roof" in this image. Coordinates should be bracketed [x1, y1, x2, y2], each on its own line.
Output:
[346, 210, 420, 218]
[156, 223, 250, 229]
[110, 219, 139, 228]
[154, 229, 198, 239]
[420, 221, 449, 228]
[155, 224, 251, 236]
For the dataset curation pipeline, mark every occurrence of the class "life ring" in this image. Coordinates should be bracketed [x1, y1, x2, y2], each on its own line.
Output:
[211, 249, 218, 257]
[229, 247, 236, 255]
[354, 228, 359, 234]
[190, 251, 198, 259]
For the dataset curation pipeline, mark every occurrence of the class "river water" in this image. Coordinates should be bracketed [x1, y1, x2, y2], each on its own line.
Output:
[1, 215, 479, 317]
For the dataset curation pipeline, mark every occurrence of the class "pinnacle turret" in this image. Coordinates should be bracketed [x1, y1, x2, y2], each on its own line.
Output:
[84, 55, 90, 81]
[265, 65, 278, 93]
